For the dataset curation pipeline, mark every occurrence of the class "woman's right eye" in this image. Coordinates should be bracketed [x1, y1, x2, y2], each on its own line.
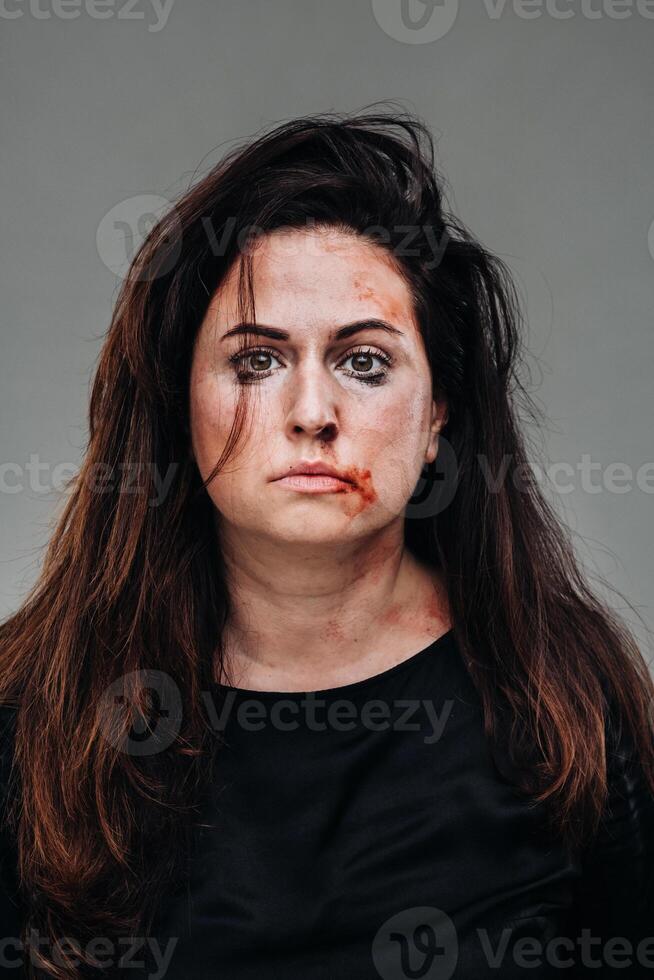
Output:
[228, 347, 283, 383]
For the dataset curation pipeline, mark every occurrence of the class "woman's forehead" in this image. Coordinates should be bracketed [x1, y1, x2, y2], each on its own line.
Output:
[206, 230, 418, 339]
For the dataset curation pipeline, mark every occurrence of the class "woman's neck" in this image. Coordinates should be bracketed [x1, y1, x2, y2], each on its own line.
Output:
[215, 525, 451, 692]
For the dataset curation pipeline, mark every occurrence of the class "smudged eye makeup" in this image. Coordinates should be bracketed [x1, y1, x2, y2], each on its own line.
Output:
[227, 346, 393, 386]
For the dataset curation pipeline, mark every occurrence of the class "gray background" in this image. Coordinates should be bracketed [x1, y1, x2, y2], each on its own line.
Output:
[1, 0, 653, 664]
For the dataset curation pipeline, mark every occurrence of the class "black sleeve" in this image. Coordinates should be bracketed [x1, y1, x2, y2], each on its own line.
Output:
[572, 696, 654, 976]
[0, 706, 24, 964]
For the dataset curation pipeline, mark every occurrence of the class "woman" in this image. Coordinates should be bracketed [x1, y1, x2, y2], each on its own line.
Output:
[1, 108, 653, 979]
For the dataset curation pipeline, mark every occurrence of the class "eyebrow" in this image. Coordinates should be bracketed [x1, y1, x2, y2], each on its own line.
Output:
[220, 319, 405, 343]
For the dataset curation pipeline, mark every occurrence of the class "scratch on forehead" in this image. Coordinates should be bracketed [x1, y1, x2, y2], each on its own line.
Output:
[353, 278, 376, 304]
[319, 235, 354, 253]
[353, 275, 412, 329]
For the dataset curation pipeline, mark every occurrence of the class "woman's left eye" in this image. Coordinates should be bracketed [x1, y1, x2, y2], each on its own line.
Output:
[228, 346, 392, 385]
[338, 348, 392, 385]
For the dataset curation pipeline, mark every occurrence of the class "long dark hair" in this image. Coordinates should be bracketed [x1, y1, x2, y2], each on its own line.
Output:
[1, 103, 653, 979]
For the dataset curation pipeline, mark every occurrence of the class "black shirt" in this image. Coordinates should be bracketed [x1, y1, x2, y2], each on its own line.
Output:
[1, 627, 654, 978]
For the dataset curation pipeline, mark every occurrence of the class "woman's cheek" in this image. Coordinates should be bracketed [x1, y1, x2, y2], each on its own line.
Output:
[354, 405, 425, 521]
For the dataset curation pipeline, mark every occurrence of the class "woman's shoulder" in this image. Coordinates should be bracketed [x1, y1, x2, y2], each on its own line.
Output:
[0, 704, 18, 779]
[0, 703, 18, 727]
[0, 704, 19, 832]
[572, 667, 654, 949]
[0, 704, 22, 932]
[0, 703, 18, 758]
[0, 704, 20, 851]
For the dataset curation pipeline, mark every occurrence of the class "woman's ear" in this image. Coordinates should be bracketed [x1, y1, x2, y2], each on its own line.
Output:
[425, 395, 448, 465]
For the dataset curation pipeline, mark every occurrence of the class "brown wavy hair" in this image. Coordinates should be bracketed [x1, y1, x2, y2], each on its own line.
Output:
[1, 103, 653, 978]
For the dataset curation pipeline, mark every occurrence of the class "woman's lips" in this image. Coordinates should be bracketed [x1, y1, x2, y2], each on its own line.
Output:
[273, 474, 355, 493]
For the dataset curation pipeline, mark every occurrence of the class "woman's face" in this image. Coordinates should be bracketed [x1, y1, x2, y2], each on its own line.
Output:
[189, 226, 447, 548]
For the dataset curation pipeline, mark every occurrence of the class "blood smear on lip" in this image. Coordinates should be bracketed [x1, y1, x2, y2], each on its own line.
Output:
[340, 467, 377, 518]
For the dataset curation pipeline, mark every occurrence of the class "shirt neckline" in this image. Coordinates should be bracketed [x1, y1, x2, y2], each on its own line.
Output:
[210, 627, 456, 700]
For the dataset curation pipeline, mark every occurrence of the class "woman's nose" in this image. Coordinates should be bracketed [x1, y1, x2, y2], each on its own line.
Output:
[284, 364, 339, 442]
